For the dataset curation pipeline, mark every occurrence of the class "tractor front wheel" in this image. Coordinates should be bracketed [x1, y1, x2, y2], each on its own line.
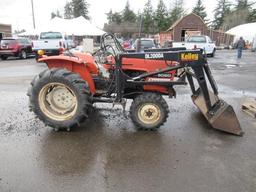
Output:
[28, 68, 92, 130]
[130, 93, 169, 130]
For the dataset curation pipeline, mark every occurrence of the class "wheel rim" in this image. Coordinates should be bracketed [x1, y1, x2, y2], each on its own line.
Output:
[38, 83, 78, 121]
[22, 51, 26, 59]
[138, 103, 161, 125]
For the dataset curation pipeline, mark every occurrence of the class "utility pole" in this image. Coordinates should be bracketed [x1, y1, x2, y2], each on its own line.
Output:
[31, 0, 36, 29]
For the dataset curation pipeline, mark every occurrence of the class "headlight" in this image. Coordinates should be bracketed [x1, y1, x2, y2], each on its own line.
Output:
[37, 50, 45, 56]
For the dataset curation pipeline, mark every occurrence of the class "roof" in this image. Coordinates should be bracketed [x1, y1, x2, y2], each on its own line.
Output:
[20, 16, 105, 36]
[167, 13, 205, 31]
[226, 22, 256, 41]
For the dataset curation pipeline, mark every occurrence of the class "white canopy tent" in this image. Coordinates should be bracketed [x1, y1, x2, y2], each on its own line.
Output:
[20, 16, 105, 36]
[226, 22, 256, 42]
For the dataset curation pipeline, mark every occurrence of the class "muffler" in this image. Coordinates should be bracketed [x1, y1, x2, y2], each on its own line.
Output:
[192, 91, 243, 136]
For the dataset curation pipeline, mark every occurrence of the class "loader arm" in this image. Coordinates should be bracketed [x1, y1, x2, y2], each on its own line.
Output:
[118, 50, 243, 136]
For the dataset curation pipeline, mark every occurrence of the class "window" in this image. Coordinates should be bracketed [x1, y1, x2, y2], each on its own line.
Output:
[0, 39, 16, 46]
[187, 36, 206, 43]
[40, 32, 63, 39]
[141, 40, 155, 48]
[133, 39, 155, 49]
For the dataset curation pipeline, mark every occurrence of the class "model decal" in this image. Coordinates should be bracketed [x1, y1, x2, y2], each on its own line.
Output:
[145, 53, 164, 59]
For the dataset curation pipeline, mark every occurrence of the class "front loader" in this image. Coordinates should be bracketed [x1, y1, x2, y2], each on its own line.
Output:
[28, 33, 243, 135]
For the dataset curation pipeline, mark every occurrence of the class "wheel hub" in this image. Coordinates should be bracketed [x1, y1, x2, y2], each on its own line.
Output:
[48, 86, 75, 111]
[138, 104, 161, 125]
[39, 83, 77, 121]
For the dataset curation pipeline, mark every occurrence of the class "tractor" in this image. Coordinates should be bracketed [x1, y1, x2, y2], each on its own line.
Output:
[28, 33, 243, 135]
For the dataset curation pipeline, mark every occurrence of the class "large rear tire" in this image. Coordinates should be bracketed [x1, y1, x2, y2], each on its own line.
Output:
[130, 93, 169, 130]
[28, 68, 92, 130]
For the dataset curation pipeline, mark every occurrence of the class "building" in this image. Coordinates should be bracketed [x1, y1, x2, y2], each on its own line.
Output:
[0, 23, 12, 39]
[165, 13, 234, 46]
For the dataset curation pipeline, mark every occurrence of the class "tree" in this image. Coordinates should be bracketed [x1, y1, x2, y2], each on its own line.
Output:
[222, 0, 255, 30]
[192, 0, 208, 22]
[106, 9, 114, 23]
[64, 2, 73, 19]
[14, 29, 25, 35]
[143, 0, 154, 34]
[106, 9, 122, 24]
[168, 0, 186, 27]
[212, 0, 231, 29]
[64, 0, 90, 19]
[113, 12, 122, 24]
[235, 0, 256, 22]
[247, 8, 256, 22]
[72, 0, 90, 19]
[154, 0, 169, 32]
[122, 1, 137, 22]
[51, 10, 62, 19]
[235, 0, 250, 9]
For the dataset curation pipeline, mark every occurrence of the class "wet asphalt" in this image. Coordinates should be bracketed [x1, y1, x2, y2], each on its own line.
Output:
[0, 50, 255, 192]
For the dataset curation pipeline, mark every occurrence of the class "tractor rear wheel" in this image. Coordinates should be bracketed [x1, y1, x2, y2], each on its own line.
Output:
[130, 93, 169, 130]
[28, 68, 92, 130]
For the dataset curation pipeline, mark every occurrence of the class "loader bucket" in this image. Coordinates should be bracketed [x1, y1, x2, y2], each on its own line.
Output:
[192, 91, 243, 136]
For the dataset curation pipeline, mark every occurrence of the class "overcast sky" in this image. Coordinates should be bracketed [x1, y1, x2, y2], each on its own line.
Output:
[0, 0, 243, 31]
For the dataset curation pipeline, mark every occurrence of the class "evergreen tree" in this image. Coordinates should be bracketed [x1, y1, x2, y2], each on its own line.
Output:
[112, 12, 122, 24]
[168, 0, 185, 26]
[143, 0, 154, 34]
[106, 10, 122, 24]
[247, 8, 256, 22]
[192, 0, 208, 22]
[72, 0, 90, 19]
[212, 0, 231, 29]
[64, 2, 73, 19]
[222, 0, 255, 29]
[52, 10, 62, 18]
[64, 0, 90, 19]
[235, 0, 250, 9]
[122, 1, 137, 22]
[235, 0, 256, 22]
[155, 0, 169, 32]
[106, 9, 114, 23]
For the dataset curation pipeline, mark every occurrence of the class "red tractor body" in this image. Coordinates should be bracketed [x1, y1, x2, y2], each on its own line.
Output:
[28, 33, 243, 136]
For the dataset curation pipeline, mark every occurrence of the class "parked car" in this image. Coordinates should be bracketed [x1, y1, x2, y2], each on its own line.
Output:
[122, 40, 131, 49]
[131, 38, 157, 50]
[0, 38, 33, 60]
[163, 40, 173, 48]
[172, 35, 216, 57]
[32, 31, 68, 60]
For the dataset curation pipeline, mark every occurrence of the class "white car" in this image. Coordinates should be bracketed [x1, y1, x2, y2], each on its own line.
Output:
[173, 35, 216, 57]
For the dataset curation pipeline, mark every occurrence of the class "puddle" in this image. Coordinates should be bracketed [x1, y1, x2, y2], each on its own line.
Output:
[226, 64, 240, 68]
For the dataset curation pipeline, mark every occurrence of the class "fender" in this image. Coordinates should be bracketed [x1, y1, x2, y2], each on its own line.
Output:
[39, 55, 98, 94]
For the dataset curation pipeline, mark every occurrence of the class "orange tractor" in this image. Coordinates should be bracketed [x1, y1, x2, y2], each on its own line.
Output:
[28, 34, 243, 135]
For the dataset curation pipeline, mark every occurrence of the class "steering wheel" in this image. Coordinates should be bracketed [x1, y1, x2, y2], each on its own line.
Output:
[100, 33, 125, 54]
